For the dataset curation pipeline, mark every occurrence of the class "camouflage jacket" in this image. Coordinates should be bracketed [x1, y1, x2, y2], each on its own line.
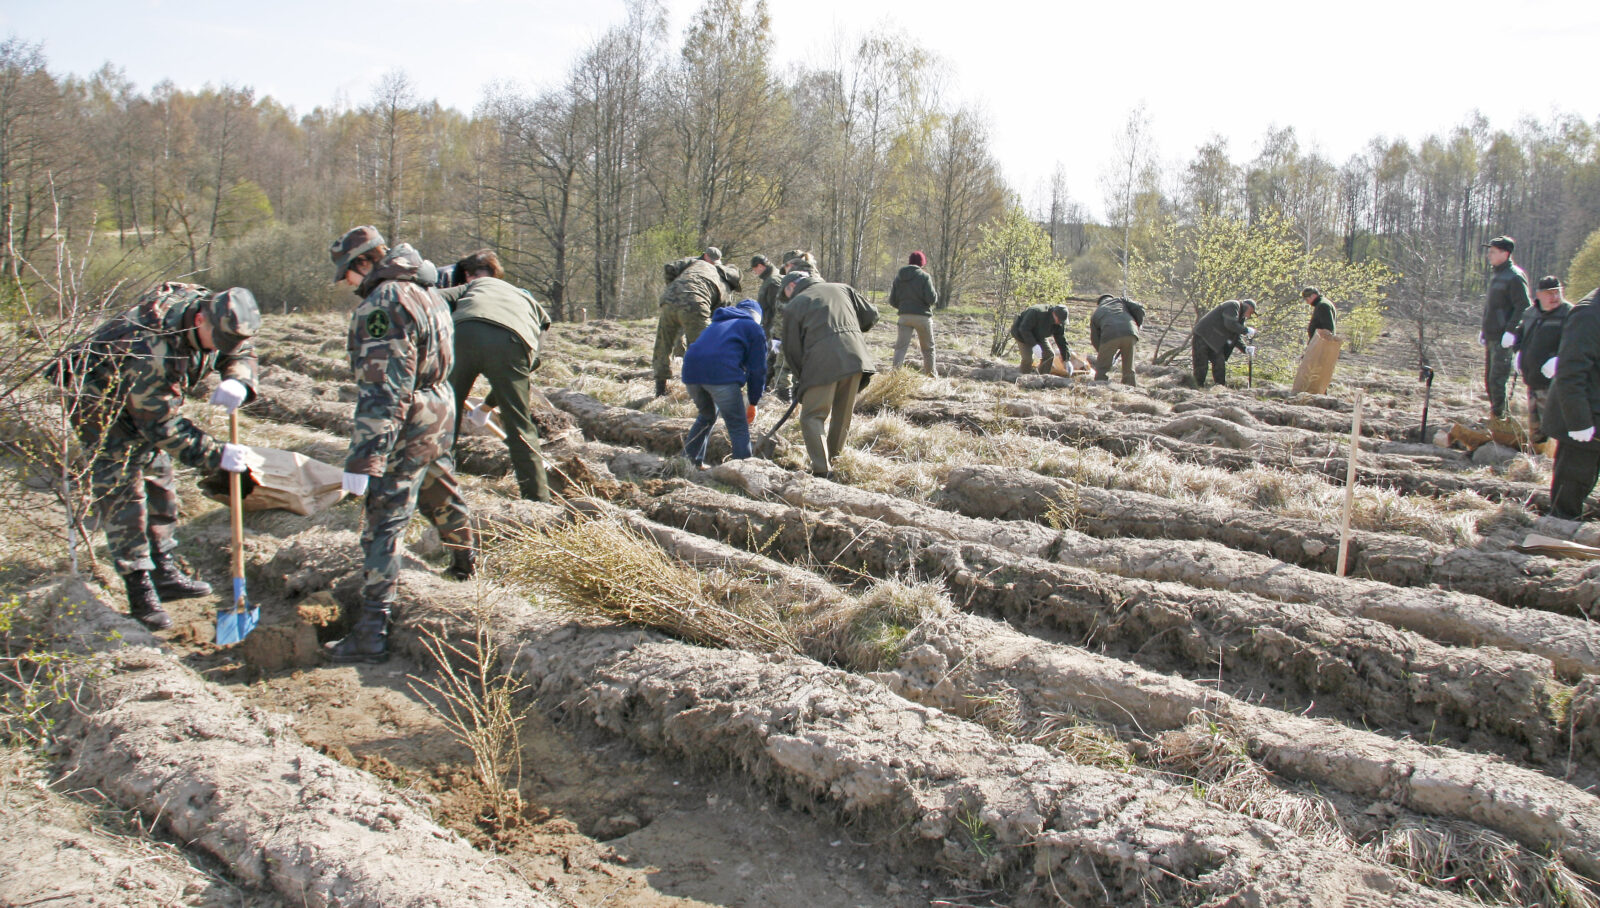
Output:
[757, 270, 783, 335]
[57, 282, 257, 471]
[345, 246, 456, 476]
[659, 259, 731, 311]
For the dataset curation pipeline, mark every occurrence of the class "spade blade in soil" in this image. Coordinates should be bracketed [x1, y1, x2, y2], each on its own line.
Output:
[215, 578, 258, 646]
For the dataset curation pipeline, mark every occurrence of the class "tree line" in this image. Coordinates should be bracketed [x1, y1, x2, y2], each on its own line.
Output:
[2, 2, 1598, 361]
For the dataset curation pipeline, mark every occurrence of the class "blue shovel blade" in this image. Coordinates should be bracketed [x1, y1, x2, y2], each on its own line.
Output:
[214, 577, 259, 646]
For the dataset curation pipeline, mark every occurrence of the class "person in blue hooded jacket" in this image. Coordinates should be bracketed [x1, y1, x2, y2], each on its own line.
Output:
[681, 298, 767, 467]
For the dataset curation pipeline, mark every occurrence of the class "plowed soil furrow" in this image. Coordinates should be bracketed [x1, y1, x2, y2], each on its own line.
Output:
[636, 482, 1590, 770]
[31, 579, 564, 908]
[598, 496, 1600, 881]
[897, 398, 1546, 504]
[264, 530, 1476, 907]
[697, 459, 1600, 678]
[942, 464, 1599, 617]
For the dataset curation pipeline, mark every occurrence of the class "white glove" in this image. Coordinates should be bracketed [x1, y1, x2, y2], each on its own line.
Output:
[769, 339, 781, 353]
[342, 472, 370, 496]
[1542, 357, 1558, 380]
[1500, 331, 1516, 349]
[1063, 361, 1075, 377]
[1513, 351, 1521, 373]
[209, 378, 248, 412]
[1245, 345, 1257, 357]
[466, 405, 493, 429]
[1478, 331, 1486, 346]
[1245, 326, 1257, 337]
[219, 443, 260, 474]
[1571, 427, 1597, 443]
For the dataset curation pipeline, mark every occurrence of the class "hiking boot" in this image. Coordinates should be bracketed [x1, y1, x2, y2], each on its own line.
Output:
[151, 552, 212, 600]
[445, 546, 477, 581]
[325, 606, 389, 664]
[654, 378, 668, 398]
[122, 570, 172, 630]
[776, 386, 791, 403]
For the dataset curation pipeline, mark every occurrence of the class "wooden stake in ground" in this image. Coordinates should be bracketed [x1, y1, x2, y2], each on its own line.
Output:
[1336, 389, 1364, 578]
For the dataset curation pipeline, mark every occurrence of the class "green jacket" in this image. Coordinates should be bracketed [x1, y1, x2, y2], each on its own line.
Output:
[1089, 297, 1144, 348]
[1012, 305, 1069, 360]
[1195, 300, 1251, 354]
[887, 265, 938, 317]
[1307, 298, 1336, 340]
[438, 276, 551, 363]
[782, 275, 879, 394]
[55, 282, 258, 473]
[1482, 260, 1531, 338]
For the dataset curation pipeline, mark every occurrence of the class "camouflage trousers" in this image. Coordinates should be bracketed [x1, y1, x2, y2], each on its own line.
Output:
[88, 440, 179, 575]
[359, 386, 474, 609]
[1527, 386, 1550, 443]
[652, 302, 711, 383]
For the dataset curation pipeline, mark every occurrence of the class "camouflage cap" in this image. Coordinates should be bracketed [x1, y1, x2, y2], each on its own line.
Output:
[208, 287, 261, 352]
[703, 246, 722, 261]
[750, 253, 773, 270]
[779, 249, 808, 273]
[330, 225, 386, 280]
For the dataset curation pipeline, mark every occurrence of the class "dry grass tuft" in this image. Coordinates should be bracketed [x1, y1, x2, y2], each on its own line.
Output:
[1366, 818, 1598, 908]
[496, 515, 796, 652]
[856, 367, 927, 413]
[1151, 718, 1350, 848]
[1022, 710, 1136, 770]
[803, 573, 951, 670]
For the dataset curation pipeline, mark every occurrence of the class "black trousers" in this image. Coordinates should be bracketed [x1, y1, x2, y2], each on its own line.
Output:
[1192, 342, 1229, 387]
[1550, 440, 1600, 520]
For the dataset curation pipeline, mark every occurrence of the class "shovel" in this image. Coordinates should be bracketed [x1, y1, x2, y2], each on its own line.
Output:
[215, 410, 258, 646]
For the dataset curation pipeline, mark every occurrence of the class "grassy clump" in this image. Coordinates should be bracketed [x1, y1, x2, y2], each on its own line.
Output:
[495, 515, 796, 653]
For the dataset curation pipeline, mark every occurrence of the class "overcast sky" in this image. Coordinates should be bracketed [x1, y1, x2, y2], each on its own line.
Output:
[4, 0, 1597, 218]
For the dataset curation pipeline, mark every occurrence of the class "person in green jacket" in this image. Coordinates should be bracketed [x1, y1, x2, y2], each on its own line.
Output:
[888, 250, 938, 376]
[1303, 287, 1336, 340]
[1192, 299, 1257, 388]
[1088, 294, 1145, 385]
[439, 249, 553, 503]
[1011, 304, 1070, 375]
[782, 270, 878, 478]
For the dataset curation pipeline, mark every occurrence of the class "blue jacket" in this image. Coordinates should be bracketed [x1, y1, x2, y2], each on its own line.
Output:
[682, 299, 767, 406]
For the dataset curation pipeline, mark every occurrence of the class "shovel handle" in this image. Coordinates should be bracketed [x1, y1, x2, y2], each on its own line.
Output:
[228, 410, 246, 606]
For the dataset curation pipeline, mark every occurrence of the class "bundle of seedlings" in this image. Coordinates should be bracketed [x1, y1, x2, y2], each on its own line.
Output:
[493, 513, 796, 653]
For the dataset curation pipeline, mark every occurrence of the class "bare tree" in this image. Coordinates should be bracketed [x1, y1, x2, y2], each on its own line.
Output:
[1101, 103, 1155, 296]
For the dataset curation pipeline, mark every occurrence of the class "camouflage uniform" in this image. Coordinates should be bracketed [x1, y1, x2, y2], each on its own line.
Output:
[653, 257, 737, 386]
[58, 282, 258, 575]
[345, 245, 474, 610]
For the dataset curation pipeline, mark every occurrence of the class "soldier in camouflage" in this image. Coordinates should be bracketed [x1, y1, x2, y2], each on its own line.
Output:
[763, 250, 815, 402]
[53, 282, 262, 629]
[327, 226, 476, 664]
[653, 247, 740, 397]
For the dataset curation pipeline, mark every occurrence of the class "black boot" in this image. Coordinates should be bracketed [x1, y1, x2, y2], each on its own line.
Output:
[445, 546, 477, 581]
[654, 378, 668, 398]
[151, 552, 212, 600]
[325, 605, 389, 664]
[122, 570, 172, 630]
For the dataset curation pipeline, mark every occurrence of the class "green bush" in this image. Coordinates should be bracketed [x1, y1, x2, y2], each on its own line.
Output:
[209, 222, 348, 314]
[1567, 227, 1600, 301]
[1342, 300, 1386, 354]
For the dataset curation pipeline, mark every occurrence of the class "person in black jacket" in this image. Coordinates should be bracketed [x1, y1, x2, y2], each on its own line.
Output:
[1541, 285, 1600, 520]
[1511, 276, 1572, 443]
[1480, 236, 1532, 419]
[1191, 299, 1257, 388]
[888, 251, 939, 376]
[1011, 304, 1070, 375]
[1303, 287, 1336, 340]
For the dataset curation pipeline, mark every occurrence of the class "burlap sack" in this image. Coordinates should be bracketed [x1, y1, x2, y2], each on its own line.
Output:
[202, 447, 344, 516]
[1291, 329, 1341, 395]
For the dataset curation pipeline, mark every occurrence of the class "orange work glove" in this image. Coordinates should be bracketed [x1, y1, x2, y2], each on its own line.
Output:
[746, 404, 757, 423]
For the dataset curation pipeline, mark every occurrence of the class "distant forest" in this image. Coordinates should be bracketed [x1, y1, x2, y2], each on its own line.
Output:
[2, 0, 1598, 342]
